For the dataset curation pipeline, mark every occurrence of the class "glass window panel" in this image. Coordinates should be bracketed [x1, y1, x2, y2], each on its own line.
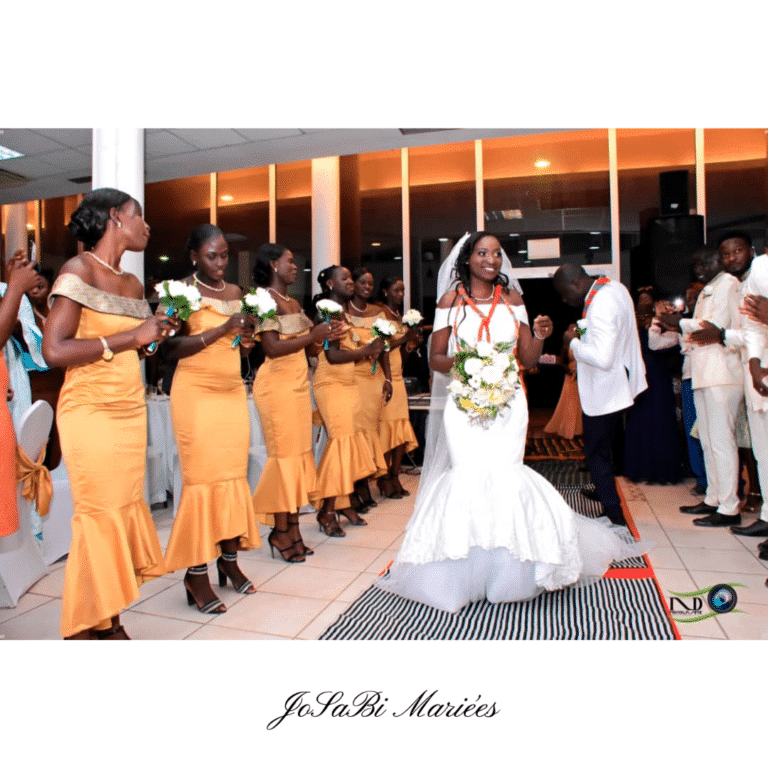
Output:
[40, 194, 80, 275]
[358, 149, 402, 299]
[276, 160, 312, 312]
[483, 130, 611, 272]
[144, 174, 211, 287]
[704, 128, 768, 250]
[217, 166, 270, 289]
[409, 142, 476, 321]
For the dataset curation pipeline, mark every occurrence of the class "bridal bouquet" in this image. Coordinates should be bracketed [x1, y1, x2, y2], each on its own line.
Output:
[370, 317, 396, 373]
[148, 280, 203, 352]
[316, 298, 344, 350]
[448, 339, 521, 424]
[232, 287, 277, 348]
[402, 309, 423, 327]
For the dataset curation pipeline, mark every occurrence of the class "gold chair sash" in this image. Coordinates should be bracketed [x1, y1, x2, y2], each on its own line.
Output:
[15, 443, 52, 517]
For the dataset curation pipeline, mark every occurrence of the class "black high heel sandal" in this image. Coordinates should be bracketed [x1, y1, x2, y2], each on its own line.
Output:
[95, 616, 130, 640]
[353, 482, 378, 511]
[267, 529, 305, 563]
[337, 506, 368, 526]
[217, 553, 258, 591]
[377, 476, 403, 499]
[184, 566, 227, 613]
[317, 510, 345, 537]
[289, 515, 313, 556]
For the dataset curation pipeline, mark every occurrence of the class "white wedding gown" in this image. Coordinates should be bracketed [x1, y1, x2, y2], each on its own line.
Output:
[377, 302, 643, 613]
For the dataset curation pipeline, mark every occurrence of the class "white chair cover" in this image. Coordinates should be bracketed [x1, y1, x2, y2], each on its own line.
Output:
[0, 400, 51, 607]
[40, 459, 74, 566]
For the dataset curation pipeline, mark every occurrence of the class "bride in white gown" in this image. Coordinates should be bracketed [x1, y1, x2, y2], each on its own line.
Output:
[378, 232, 643, 613]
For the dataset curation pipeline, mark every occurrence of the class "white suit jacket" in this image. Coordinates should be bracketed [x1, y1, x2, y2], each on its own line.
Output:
[570, 279, 647, 416]
[739, 255, 768, 412]
[688, 271, 743, 390]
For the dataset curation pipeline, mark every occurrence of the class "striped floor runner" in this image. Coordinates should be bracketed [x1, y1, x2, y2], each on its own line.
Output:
[525, 436, 585, 461]
[319, 461, 679, 641]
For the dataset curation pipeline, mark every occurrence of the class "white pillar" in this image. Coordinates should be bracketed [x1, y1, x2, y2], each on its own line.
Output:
[91, 128, 145, 283]
[311, 156, 340, 293]
[3, 203, 27, 262]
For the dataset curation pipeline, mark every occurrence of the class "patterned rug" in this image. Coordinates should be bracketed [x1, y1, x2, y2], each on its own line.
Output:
[525, 435, 585, 462]
[319, 461, 679, 641]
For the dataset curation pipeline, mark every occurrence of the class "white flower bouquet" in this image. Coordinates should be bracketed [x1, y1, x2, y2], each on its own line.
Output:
[316, 298, 345, 350]
[232, 287, 277, 348]
[402, 309, 423, 327]
[370, 317, 396, 373]
[148, 280, 203, 352]
[448, 339, 521, 424]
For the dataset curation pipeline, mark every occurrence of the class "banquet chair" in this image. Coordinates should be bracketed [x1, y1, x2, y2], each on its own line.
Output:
[0, 400, 51, 607]
[40, 459, 74, 566]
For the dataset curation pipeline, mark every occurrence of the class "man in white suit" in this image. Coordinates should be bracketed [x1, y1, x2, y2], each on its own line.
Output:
[554, 266, 647, 526]
[678, 237, 750, 527]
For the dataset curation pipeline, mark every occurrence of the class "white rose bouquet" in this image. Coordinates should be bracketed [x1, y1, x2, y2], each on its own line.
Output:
[147, 280, 203, 352]
[401, 309, 423, 327]
[232, 287, 277, 348]
[316, 298, 345, 350]
[370, 317, 396, 373]
[448, 339, 521, 425]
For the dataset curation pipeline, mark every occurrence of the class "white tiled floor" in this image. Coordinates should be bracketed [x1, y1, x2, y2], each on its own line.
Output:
[2, 470, 767, 640]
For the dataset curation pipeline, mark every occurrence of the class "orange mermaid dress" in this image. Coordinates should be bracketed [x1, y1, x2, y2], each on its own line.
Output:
[52, 274, 165, 637]
[309, 325, 377, 507]
[379, 321, 418, 455]
[544, 351, 583, 439]
[164, 299, 261, 572]
[0, 354, 18, 538]
[251, 313, 317, 523]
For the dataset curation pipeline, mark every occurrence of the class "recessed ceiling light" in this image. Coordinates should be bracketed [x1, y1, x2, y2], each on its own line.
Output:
[438, 237, 449, 242]
[518, 250, 528, 254]
[0, 144, 24, 161]
[371, 242, 381, 247]
[221, 195, 234, 201]
[590, 231, 601, 235]
[393, 256, 402, 260]
[158, 255, 170, 261]
[534, 160, 550, 168]
[26, 223, 34, 230]
[589, 246, 600, 250]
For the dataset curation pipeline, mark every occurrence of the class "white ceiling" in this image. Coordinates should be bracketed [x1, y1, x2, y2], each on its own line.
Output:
[0, 128, 565, 206]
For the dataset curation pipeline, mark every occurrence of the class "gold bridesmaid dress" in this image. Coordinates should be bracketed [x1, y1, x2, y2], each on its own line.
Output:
[379, 320, 418, 455]
[252, 314, 317, 524]
[0, 354, 18, 539]
[346, 312, 388, 477]
[52, 274, 165, 638]
[309, 325, 377, 507]
[544, 350, 583, 439]
[165, 300, 261, 572]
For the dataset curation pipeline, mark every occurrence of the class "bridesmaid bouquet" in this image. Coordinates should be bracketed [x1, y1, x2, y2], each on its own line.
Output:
[148, 280, 203, 352]
[316, 298, 344, 350]
[447, 339, 521, 425]
[232, 287, 277, 348]
[370, 317, 396, 373]
[402, 309, 423, 327]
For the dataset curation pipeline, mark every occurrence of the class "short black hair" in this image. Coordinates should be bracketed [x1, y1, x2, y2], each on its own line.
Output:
[716, 230, 752, 249]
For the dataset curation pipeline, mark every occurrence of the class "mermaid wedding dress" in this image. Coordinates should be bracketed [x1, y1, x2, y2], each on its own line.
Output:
[377, 302, 643, 613]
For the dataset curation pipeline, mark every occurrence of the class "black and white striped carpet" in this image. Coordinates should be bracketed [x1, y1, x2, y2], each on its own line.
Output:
[319, 577, 676, 640]
[318, 460, 677, 640]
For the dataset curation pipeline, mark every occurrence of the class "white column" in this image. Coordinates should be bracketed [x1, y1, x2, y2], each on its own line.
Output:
[401, 148, 411, 310]
[3, 203, 27, 262]
[475, 140, 484, 231]
[608, 128, 621, 283]
[695, 128, 706, 229]
[91, 128, 145, 283]
[311, 156, 340, 292]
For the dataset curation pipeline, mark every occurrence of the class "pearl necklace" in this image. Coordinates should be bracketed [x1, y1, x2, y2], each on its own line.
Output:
[193, 273, 226, 293]
[268, 287, 291, 302]
[84, 250, 124, 276]
[349, 298, 367, 312]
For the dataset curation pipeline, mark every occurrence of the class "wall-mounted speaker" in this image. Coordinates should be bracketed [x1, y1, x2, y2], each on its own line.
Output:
[659, 170, 690, 216]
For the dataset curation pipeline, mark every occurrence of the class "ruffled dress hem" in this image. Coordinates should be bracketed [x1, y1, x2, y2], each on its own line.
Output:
[379, 418, 419, 454]
[252, 451, 317, 524]
[308, 433, 377, 504]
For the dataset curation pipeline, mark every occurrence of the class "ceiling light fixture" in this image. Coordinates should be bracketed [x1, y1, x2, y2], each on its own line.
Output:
[371, 242, 381, 247]
[0, 144, 24, 161]
[158, 255, 170, 262]
[221, 195, 234, 201]
[534, 160, 550, 168]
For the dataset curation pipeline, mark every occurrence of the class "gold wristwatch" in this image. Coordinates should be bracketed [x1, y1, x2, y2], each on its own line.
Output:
[99, 336, 114, 362]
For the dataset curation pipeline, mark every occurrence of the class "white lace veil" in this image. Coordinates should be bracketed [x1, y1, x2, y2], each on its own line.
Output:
[410, 232, 522, 531]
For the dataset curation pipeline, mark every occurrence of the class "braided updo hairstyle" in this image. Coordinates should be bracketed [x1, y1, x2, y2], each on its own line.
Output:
[451, 231, 509, 297]
[67, 188, 134, 249]
[253, 243, 289, 287]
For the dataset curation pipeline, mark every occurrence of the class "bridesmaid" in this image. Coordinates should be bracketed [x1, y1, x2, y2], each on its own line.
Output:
[163, 223, 261, 614]
[1, 256, 40, 539]
[251, 244, 345, 561]
[347, 267, 392, 505]
[43, 187, 180, 639]
[310, 266, 385, 536]
[376, 276, 422, 497]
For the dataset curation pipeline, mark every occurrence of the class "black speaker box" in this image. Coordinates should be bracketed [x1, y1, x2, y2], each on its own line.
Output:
[660, 170, 690, 216]
[647, 215, 705, 298]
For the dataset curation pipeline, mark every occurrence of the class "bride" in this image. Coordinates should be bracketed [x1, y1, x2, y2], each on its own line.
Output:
[378, 232, 643, 613]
